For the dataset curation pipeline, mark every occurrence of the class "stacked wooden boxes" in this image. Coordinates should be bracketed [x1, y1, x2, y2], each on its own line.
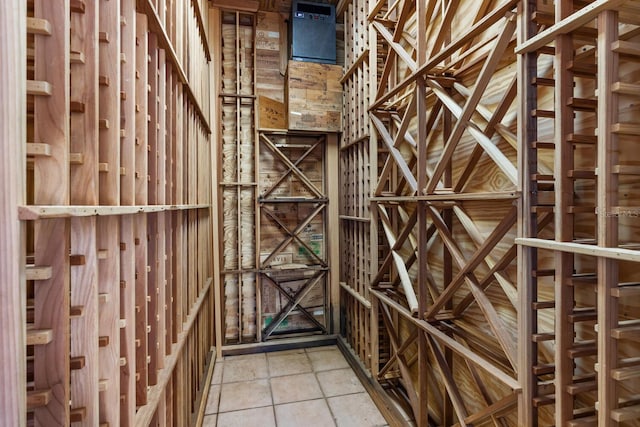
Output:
[286, 60, 343, 132]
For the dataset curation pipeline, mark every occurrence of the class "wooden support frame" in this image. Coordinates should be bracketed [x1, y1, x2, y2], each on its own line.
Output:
[341, 0, 524, 425]
[8, 0, 215, 424]
[515, 1, 640, 425]
[257, 130, 333, 342]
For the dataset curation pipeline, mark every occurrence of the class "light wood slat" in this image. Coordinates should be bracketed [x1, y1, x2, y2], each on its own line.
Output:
[27, 17, 52, 35]
[370, 114, 418, 193]
[376, 205, 419, 314]
[26, 389, 52, 409]
[26, 265, 52, 281]
[597, 10, 620, 425]
[611, 404, 640, 422]
[516, 238, 640, 262]
[26, 143, 52, 157]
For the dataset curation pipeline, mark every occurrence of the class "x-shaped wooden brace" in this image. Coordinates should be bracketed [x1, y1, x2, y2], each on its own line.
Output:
[372, 288, 521, 425]
[425, 204, 518, 369]
[259, 133, 324, 199]
[261, 269, 327, 339]
[260, 202, 327, 268]
[379, 300, 420, 416]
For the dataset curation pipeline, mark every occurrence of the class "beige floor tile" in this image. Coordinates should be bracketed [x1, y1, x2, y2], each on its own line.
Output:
[275, 399, 336, 427]
[217, 406, 276, 427]
[317, 368, 365, 397]
[222, 354, 268, 383]
[270, 372, 324, 404]
[204, 384, 220, 415]
[218, 379, 272, 413]
[327, 393, 388, 427]
[307, 348, 350, 372]
[267, 352, 312, 377]
[211, 361, 224, 384]
[202, 414, 217, 427]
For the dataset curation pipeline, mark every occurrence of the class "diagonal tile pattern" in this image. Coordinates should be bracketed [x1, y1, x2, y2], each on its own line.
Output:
[202, 345, 388, 427]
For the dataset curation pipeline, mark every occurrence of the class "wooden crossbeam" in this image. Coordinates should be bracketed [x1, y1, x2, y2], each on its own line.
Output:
[261, 271, 326, 338]
[259, 134, 324, 199]
[260, 203, 327, 268]
[379, 302, 420, 413]
[425, 15, 517, 193]
[377, 328, 418, 379]
[427, 334, 470, 425]
[370, 113, 418, 193]
[377, 205, 419, 313]
[453, 75, 518, 192]
[372, 21, 416, 73]
[425, 205, 517, 317]
[372, 289, 520, 390]
[370, 0, 518, 110]
[260, 133, 324, 199]
[452, 205, 517, 307]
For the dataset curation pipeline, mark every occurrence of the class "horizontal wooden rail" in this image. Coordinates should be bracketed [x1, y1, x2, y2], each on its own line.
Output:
[340, 281, 371, 309]
[515, 238, 640, 262]
[19, 204, 210, 220]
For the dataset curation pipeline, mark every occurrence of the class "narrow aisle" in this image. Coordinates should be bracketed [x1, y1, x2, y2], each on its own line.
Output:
[202, 345, 389, 427]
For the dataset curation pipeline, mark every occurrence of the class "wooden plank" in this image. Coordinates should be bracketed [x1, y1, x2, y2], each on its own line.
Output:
[0, 2, 26, 425]
[327, 133, 341, 334]
[69, 218, 99, 426]
[516, 238, 640, 262]
[135, 214, 149, 406]
[33, 0, 71, 424]
[98, 0, 121, 206]
[120, 0, 136, 207]
[97, 216, 120, 427]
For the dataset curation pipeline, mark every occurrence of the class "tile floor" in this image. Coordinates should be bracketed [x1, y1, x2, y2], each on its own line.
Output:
[202, 345, 389, 427]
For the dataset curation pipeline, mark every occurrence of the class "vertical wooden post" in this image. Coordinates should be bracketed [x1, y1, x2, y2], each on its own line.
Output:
[517, 1, 538, 425]
[209, 0, 222, 346]
[134, 11, 150, 408]
[33, 1, 71, 424]
[597, 9, 619, 425]
[554, 1, 575, 423]
[120, 1, 138, 425]
[415, 0, 429, 425]
[367, 0, 379, 378]
[0, 0, 26, 424]
[328, 132, 341, 334]
[69, 1, 100, 423]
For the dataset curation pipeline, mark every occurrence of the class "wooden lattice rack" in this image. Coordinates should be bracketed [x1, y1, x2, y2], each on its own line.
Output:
[338, 0, 640, 425]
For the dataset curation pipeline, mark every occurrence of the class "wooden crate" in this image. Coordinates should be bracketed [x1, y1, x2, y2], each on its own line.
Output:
[287, 60, 343, 132]
[258, 95, 287, 130]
